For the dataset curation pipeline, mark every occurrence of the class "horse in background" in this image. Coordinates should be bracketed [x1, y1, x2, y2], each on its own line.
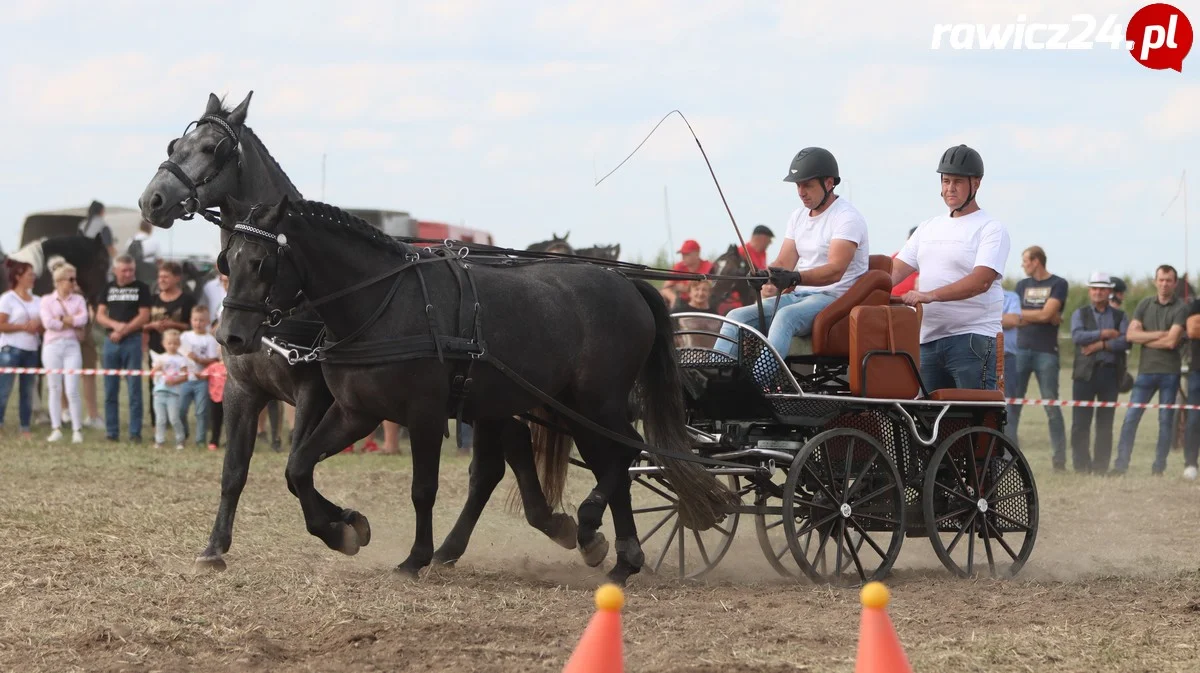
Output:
[527, 232, 573, 255]
[707, 244, 755, 314]
[3, 235, 111, 305]
[575, 244, 621, 261]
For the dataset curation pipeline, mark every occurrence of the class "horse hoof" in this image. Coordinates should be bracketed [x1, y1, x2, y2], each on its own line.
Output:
[343, 510, 371, 547]
[194, 554, 227, 572]
[550, 513, 578, 550]
[581, 533, 609, 568]
[337, 523, 361, 556]
[394, 561, 423, 579]
[431, 555, 459, 568]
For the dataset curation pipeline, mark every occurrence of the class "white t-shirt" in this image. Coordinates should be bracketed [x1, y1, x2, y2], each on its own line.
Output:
[0, 290, 42, 351]
[179, 330, 221, 378]
[126, 232, 162, 262]
[202, 278, 226, 323]
[897, 208, 1010, 344]
[783, 196, 870, 297]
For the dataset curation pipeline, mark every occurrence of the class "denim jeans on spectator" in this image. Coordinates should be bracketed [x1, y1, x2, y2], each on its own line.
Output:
[103, 337, 143, 440]
[178, 379, 209, 447]
[1113, 372, 1180, 474]
[457, 421, 473, 451]
[153, 390, 184, 445]
[1184, 372, 1200, 469]
[0, 346, 40, 431]
[718, 290, 838, 358]
[1010, 349, 1067, 468]
[918, 334, 997, 392]
[1004, 352, 1018, 441]
[1070, 364, 1119, 473]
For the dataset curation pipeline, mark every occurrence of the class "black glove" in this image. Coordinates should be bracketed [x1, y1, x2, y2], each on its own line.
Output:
[747, 268, 770, 291]
[767, 267, 802, 292]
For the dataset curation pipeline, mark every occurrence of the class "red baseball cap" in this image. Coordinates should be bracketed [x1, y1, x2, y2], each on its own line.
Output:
[677, 239, 701, 254]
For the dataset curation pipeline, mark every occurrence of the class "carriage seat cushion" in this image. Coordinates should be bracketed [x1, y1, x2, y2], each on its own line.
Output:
[928, 389, 1006, 402]
[810, 268, 893, 358]
[848, 304, 921, 399]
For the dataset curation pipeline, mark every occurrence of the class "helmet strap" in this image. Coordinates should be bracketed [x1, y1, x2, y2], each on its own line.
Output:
[951, 178, 977, 215]
[813, 179, 832, 212]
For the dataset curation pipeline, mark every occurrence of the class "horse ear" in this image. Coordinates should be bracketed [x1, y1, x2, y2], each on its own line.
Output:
[227, 91, 254, 127]
[205, 93, 222, 115]
[563, 230, 570, 240]
[264, 195, 290, 226]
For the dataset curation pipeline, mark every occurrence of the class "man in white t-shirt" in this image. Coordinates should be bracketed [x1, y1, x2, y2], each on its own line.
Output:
[891, 144, 1011, 391]
[202, 274, 227, 326]
[720, 147, 870, 359]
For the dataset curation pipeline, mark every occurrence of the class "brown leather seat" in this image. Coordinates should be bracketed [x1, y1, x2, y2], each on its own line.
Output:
[848, 304, 922, 399]
[810, 255, 894, 357]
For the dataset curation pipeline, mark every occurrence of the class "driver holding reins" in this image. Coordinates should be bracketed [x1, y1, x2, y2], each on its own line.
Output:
[719, 147, 870, 359]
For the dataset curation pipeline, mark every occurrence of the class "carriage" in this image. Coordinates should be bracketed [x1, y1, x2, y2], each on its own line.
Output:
[628, 254, 1039, 585]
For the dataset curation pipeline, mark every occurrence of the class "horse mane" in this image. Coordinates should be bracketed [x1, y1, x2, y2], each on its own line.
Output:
[284, 199, 412, 257]
[207, 100, 303, 199]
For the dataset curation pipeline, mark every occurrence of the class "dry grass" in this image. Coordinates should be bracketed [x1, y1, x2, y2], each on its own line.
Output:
[0, 377, 1198, 672]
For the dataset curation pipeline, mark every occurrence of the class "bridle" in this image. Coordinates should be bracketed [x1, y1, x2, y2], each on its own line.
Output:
[219, 205, 293, 328]
[159, 114, 242, 224]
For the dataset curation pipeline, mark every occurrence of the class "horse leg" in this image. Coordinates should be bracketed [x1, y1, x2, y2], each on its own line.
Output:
[396, 413, 446, 577]
[285, 402, 379, 555]
[571, 438, 620, 569]
[195, 380, 268, 570]
[431, 418, 507, 566]
[570, 410, 644, 584]
[500, 418, 578, 549]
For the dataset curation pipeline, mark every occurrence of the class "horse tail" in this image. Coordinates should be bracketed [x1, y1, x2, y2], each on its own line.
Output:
[506, 408, 572, 513]
[630, 279, 738, 531]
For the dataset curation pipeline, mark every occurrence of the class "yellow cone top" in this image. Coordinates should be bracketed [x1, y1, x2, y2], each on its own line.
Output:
[595, 584, 625, 612]
[860, 581, 890, 609]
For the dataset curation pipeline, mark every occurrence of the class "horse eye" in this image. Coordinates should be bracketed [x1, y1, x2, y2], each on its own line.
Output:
[201, 145, 216, 155]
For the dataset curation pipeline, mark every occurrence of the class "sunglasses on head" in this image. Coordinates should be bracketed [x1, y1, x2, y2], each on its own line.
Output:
[58, 277, 76, 283]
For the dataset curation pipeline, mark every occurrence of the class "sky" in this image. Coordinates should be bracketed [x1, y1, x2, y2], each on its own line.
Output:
[1, 0, 1197, 282]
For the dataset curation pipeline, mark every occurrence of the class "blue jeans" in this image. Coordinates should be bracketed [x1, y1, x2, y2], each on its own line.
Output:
[0, 346, 40, 431]
[103, 336, 144, 439]
[1185, 372, 1200, 469]
[1010, 348, 1067, 468]
[178, 379, 210, 447]
[1004, 352, 1018, 441]
[718, 290, 837, 357]
[153, 390, 184, 445]
[918, 333, 997, 392]
[1114, 372, 1180, 474]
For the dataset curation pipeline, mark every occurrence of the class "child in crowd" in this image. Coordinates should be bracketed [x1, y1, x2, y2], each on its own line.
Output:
[198, 346, 227, 451]
[179, 306, 220, 448]
[150, 329, 189, 449]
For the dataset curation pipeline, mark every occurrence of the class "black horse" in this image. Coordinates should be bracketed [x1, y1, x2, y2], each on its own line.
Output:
[137, 92, 576, 570]
[526, 233, 573, 255]
[3, 236, 110, 303]
[216, 196, 734, 583]
[707, 244, 754, 313]
[575, 244, 621, 261]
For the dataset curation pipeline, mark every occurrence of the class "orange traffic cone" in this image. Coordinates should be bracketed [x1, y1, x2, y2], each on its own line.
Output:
[855, 581, 912, 673]
[563, 584, 625, 673]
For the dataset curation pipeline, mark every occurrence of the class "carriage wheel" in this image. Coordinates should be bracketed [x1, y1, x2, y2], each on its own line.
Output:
[922, 426, 1039, 578]
[754, 465, 802, 578]
[629, 455, 748, 579]
[782, 429, 905, 585]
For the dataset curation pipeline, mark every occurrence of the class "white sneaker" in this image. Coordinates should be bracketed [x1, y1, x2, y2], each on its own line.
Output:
[71, 430, 84, 444]
[1184, 466, 1198, 480]
[46, 429, 63, 443]
[176, 443, 185, 451]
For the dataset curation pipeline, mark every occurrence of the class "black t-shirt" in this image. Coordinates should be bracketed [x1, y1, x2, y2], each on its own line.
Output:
[100, 281, 152, 332]
[1015, 275, 1069, 353]
[148, 292, 197, 354]
[1190, 299, 1200, 372]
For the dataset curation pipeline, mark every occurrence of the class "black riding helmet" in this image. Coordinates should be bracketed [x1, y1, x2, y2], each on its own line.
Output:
[783, 147, 840, 210]
[937, 144, 984, 213]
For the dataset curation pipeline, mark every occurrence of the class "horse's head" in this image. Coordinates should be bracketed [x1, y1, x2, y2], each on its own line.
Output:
[139, 91, 253, 229]
[527, 231, 573, 255]
[708, 244, 752, 311]
[215, 195, 302, 355]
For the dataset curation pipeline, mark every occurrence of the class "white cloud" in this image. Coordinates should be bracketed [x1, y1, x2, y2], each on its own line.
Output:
[836, 65, 934, 130]
[1144, 86, 1200, 139]
[337, 129, 396, 151]
[487, 91, 541, 119]
[449, 125, 476, 149]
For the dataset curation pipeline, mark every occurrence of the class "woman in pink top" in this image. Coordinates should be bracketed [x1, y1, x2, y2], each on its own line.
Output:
[40, 261, 89, 443]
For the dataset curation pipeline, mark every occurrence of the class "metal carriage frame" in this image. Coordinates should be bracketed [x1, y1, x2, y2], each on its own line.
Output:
[627, 313, 1039, 585]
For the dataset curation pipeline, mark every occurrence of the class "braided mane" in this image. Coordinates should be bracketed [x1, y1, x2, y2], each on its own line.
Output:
[285, 199, 412, 256]
[210, 99, 302, 199]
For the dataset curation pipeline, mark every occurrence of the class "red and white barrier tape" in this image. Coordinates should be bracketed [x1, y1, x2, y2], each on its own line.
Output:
[0, 367, 154, 376]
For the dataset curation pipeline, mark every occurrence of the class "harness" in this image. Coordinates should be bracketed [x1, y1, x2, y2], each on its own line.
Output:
[159, 114, 241, 224]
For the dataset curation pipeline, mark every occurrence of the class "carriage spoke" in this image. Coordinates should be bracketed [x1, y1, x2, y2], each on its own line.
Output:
[842, 438, 856, 500]
[635, 477, 679, 503]
[834, 520, 845, 577]
[801, 462, 842, 506]
[851, 483, 897, 509]
[764, 517, 786, 531]
[984, 518, 1021, 561]
[849, 512, 899, 526]
[935, 480, 978, 507]
[988, 510, 1033, 532]
[842, 524, 868, 581]
[693, 529, 712, 567]
[966, 515, 976, 575]
[983, 457, 1018, 501]
[638, 509, 678, 546]
[632, 504, 677, 515]
[677, 518, 686, 574]
[793, 510, 842, 539]
[978, 435, 998, 487]
[991, 487, 1034, 505]
[846, 517, 889, 562]
[934, 505, 975, 526]
[791, 496, 840, 512]
[945, 509, 979, 555]
[980, 511, 996, 573]
[844, 450, 879, 501]
[651, 518, 682, 573]
[712, 521, 733, 537]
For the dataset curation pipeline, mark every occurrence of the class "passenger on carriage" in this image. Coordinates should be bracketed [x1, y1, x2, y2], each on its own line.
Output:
[718, 147, 869, 359]
[890, 144, 1011, 392]
[660, 239, 713, 309]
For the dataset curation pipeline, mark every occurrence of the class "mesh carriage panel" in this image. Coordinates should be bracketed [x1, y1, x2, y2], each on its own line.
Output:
[740, 328, 799, 394]
[987, 451, 1035, 534]
[677, 346, 737, 368]
[800, 426, 904, 534]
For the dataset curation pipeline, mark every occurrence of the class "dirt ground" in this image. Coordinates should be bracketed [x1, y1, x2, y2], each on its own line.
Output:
[1, 410, 1199, 673]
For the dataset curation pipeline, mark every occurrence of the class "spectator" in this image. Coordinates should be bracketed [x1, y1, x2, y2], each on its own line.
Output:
[891, 227, 919, 296]
[1112, 264, 1187, 476]
[738, 225, 775, 271]
[39, 261, 88, 444]
[1184, 299, 1200, 480]
[125, 219, 163, 267]
[78, 200, 117, 259]
[96, 255, 151, 442]
[675, 280, 718, 314]
[0, 259, 43, 438]
[198, 347, 227, 451]
[1109, 276, 1127, 309]
[661, 240, 714, 307]
[202, 273, 227, 326]
[892, 144, 1008, 391]
[180, 306, 220, 449]
[1069, 272, 1128, 474]
[1010, 245, 1068, 470]
[150, 329, 189, 450]
[145, 262, 195, 431]
[1001, 288, 1022, 439]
